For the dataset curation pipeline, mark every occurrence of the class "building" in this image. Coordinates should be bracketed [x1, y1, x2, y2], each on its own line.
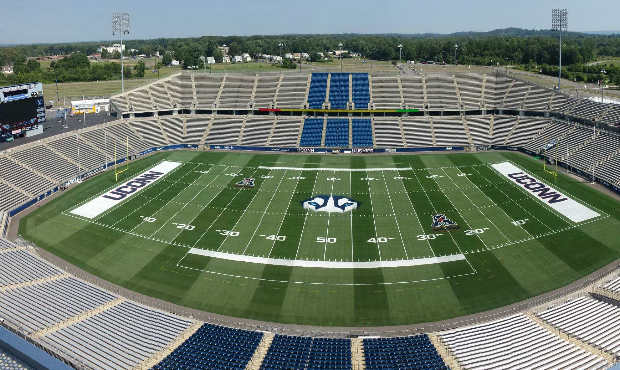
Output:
[171, 60, 180, 66]
[218, 46, 230, 56]
[1, 65, 13, 74]
[98, 44, 125, 54]
[206, 57, 216, 65]
[70, 98, 110, 115]
[232, 56, 243, 64]
[241, 53, 252, 62]
[223, 55, 231, 63]
[284, 53, 293, 60]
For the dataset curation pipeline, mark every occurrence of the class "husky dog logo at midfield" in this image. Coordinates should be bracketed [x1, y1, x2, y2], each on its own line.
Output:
[302, 196, 358, 213]
[431, 214, 460, 232]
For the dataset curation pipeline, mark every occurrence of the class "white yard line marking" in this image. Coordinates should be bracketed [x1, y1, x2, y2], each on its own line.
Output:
[366, 170, 382, 261]
[192, 167, 263, 251]
[350, 171, 354, 261]
[267, 170, 302, 258]
[395, 169, 434, 258]
[381, 171, 409, 259]
[411, 170, 477, 273]
[241, 170, 287, 255]
[441, 168, 511, 243]
[148, 166, 230, 239]
[128, 163, 201, 232]
[323, 170, 336, 261]
[258, 166, 412, 172]
[295, 171, 320, 260]
[187, 247, 466, 269]
[470, 165, 553, 232]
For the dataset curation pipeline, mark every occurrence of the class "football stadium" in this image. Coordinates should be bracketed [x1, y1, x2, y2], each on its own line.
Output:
[2, 5, 620, 370]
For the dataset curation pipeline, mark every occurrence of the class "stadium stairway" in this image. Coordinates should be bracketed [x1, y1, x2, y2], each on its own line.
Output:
[132, 321, 203, 370]
[246, 332, 275, 370]
[427, 333, 463, 370]
[525, 311, 618, 364]
[31, 297, 126, 340]
[350, 338, 365, 370]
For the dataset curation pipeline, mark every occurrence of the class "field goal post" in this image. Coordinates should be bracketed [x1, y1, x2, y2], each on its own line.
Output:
[114, 137, 129, 182]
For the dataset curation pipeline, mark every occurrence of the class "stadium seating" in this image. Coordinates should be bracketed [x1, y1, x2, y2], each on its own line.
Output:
[328, 73, 350, 109]
[373, 118, 404, 147]
[363, 335, 449, 370]
[299, 118, 324, 147]
[352, 73, 370, 109]
[440, 314, 609, 370]
[240, 117, 276, 146]
[401, 118, 433, 147]
[275, 74, 308, 109]
[269, 118, 303, 147]
[324, 118, 349, 148]
[400, 76, 425, 110]
[260, 335, 351, 370]
[370, 75, 402, 109]
[0, 348, 29, 370]
[352, 119, 373, 147]
[307, 73, 328, 109]
[154, 323, 263, 370]
[537, 296, 620, 355]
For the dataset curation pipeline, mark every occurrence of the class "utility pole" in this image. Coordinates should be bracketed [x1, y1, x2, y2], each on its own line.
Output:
[339, 43, 344, 73]
[552, 9, 568, 92]
[112, 12, 130, 93]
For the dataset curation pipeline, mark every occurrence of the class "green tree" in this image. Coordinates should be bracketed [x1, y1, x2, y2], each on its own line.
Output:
[134, 60, 146, 77]
[101, 48, 110, 59]
[123, 66, 132, 78]
[25, 59, 40, 73]
[112, 50, 121, 60]
[162, 53, 173, 66]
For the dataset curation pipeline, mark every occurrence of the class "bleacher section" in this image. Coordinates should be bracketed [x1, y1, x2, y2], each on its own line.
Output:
[299, 118, 324, 147]
[352, 73, 370, 110]
[352, 119, 373, 148]
[371, 75, 402, 109]
[537, 296, 620, 355]
[260, 335, 351, 370]
[324, 118, 349, 148]
[194, 74, 224, 109]
[363, 335, 449, 370]
[307, 73, 328, 109]
[401, 119, 433, 147]
[154, 323, 262, 370]
[440, 314, 609, 370]
[329, 73, 350, 109]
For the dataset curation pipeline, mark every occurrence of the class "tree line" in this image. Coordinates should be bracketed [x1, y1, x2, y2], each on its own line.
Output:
[2, 30, 620, 86]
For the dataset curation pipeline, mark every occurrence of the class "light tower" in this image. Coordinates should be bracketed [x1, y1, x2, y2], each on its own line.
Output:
[454, 44, 458, 72]
[551, 9, 568, 92]
[339, 43, 344, 73]
[112, 12, 130, 93]
[398, 44, 403, 64]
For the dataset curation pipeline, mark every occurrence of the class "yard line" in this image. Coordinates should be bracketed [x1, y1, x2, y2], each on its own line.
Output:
[148, 166, 231, 238]
[410, 170, 477, 273]
[395, 169, 435, 257]
[381, 171, 408, 260]
[128, 163, 202, 232]
[441, 168, 511, 243]
[350, 171, 354, 261]
[323, 171, 337, 261]
[295, 170, 320, 260]
[365, 170, 382, 261]
[188, 166, 263, 251]
[469, 165, 552, 232]
[107, 162, 190, 226]
[241, 170, 288, 255]
[267, 171, 302, 258]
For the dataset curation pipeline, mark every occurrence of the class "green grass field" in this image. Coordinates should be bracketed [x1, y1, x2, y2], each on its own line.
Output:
[19, 150, 620, 327]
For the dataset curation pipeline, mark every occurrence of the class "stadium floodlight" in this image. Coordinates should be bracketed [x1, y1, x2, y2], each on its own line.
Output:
[454, 44, 458, 72]
[278, 43, 284, 65]
[112, 12, 130, 93]
[398, 44, 403, 64]
[551, 9, 568, 92]
[339, 43, 344, 73]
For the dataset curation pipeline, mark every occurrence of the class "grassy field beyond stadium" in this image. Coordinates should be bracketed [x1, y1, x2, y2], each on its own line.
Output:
[19, 150, 620, 327]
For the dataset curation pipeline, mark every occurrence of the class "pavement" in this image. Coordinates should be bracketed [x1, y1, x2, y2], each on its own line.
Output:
[0, 111, 115, 152]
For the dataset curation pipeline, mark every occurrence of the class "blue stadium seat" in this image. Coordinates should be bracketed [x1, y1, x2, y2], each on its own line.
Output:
[329, 73, 350, 110]
[308, 73, 328, 109]
[260, 335, 352, 370]
[352, 119, 373, 148]
[363, 334, 449, 370]
[300, 118, 324, 147]
[153, 323, 263, 370]
[324, 119, 349, 148]
[352, 73, 370, 110]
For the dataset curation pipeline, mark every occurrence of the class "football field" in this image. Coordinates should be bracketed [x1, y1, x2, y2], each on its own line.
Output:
[19, 150, 620, 327]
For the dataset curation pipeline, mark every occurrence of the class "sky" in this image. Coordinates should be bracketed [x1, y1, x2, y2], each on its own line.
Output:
[1, 0, 620, 45]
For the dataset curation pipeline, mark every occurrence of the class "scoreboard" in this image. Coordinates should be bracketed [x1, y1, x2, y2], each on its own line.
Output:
[0, 82, 45, 134]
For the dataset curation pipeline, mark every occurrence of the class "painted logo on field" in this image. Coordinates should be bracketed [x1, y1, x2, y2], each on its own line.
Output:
[235, 178, 255, 188]
[302, 195, 358, 213]
[70, 161, 182, 219]
[431, 214, 460, 232]
[491, 162, 600, 223]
